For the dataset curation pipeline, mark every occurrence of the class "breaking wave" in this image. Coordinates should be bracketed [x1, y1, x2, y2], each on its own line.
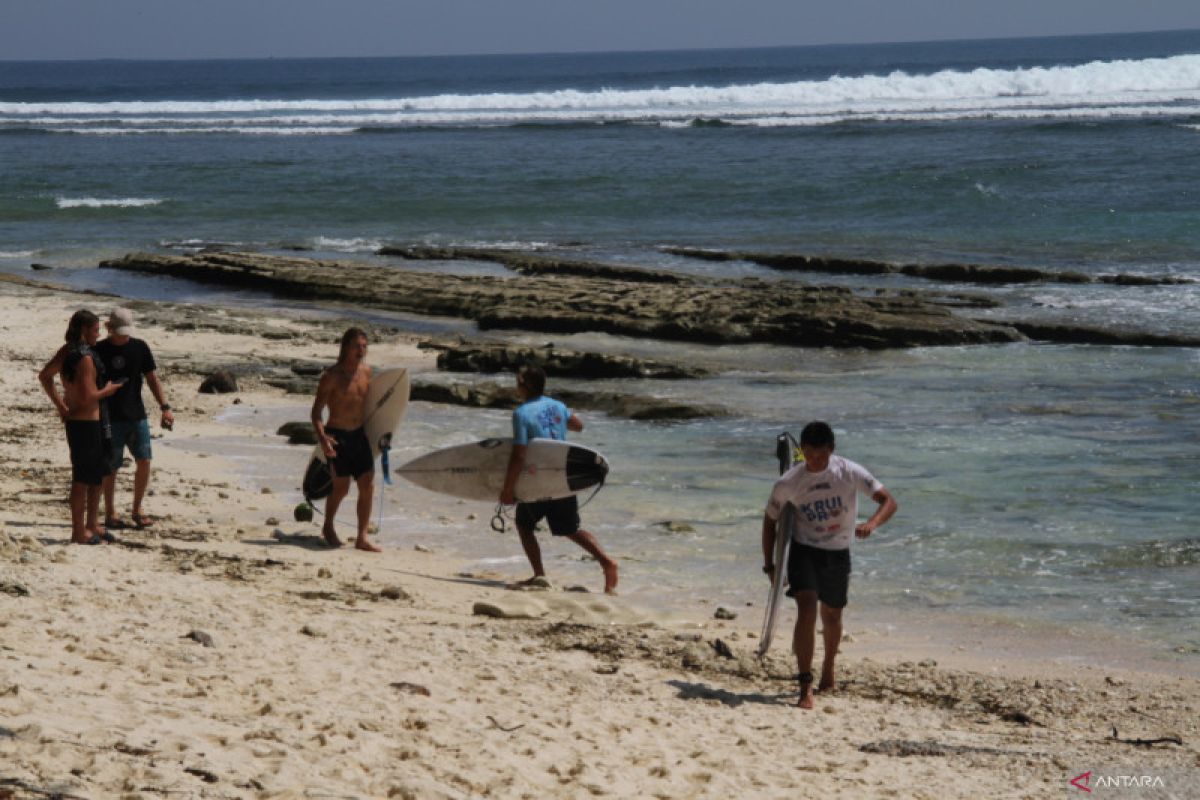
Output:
[3, 54, 1198, 135]
[55, 196, 164, 209]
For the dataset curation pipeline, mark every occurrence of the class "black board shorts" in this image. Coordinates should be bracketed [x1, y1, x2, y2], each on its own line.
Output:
[65, 420, 111, 486]
[786, 543, 851, 608]
[327, 426, 374, 480]
[516, 496, 580, 537]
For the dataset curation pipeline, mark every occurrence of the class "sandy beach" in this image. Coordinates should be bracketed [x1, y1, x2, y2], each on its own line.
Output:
[2, 275, 1197, 800]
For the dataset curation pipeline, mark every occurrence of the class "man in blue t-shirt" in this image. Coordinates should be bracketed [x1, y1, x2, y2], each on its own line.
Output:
[500, 365, 618, 594]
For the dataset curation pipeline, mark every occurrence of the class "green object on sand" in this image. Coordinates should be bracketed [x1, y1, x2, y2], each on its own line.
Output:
[293, 502, 314, 523]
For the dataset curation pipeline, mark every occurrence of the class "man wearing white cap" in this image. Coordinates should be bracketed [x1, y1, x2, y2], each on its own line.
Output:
[94, 308, 174, 529]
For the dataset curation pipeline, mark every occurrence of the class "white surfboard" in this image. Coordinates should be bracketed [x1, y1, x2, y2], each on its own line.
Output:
[302, 367, 410, 500]
[397, 438, 608, 503]
[756, 501, 795, 658]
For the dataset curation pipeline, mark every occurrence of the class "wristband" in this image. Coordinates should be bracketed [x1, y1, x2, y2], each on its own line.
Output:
[762, 564, 774, 574]
[160, 404, 171, 412]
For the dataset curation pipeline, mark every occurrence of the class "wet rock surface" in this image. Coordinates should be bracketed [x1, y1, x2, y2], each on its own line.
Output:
[100, 251, 1023, 349]
[664, 246, 1194, 287]
[411, 379, 728, 420]
[420, 338, 710, 379]
[380, 245, 690, 283]
[1004, 321, 1200, 348]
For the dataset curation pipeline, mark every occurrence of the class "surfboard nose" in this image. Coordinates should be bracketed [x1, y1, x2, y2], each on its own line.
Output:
[565, 446, 608, 492]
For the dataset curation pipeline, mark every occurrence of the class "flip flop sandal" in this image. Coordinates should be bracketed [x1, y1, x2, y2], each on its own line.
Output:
[105, 518, 130, 530]
[100, 532, 120, 544]
[132, 514, 155, 529]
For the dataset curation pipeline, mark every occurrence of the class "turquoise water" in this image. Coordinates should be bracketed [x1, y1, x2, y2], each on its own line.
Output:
[3, 31, 1198, 662]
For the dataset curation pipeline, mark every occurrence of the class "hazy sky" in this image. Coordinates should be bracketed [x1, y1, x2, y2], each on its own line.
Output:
[2, 0, 1197, 60]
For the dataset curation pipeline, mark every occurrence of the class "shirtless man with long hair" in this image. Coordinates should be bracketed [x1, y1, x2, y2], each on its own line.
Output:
[311, 327, 380, 551]
[39, 310, 121, 544]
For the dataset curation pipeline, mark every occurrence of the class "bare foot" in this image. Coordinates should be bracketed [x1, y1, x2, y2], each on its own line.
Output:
[817, 680, 837, 695]
[602, 560, 619, 595]
[354, 539, 382, 553]
[797, 672, 815, 709]
[322, 526, 343, 548]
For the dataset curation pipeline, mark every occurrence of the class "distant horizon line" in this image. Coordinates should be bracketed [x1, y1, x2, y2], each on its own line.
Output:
[2, 25, 1197, 64]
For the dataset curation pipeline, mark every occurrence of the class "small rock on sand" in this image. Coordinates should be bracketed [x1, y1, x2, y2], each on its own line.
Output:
[390, 681, 431, 696]
[184, 630, 214, 647]
[472, 601, 543, 620]
[380, 586, 410, 601]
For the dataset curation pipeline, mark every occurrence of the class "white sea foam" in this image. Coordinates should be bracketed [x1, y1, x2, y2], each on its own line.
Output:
[4, 54, 1199, 133]
[0, 250, 36, 259]
[55, 196, 163, 208]
[312, 237, 383, 253]
[46, 126, 357, 136]
[446, 239, 555, 250]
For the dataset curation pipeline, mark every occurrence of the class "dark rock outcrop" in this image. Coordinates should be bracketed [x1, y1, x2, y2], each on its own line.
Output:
[664, 246, 1192, 287]
[100, 251, 1018, 350]
[1005, 322, 1200, 348]
[379, 245, 689, 284]
[420, 339, 710, 380]
[411, 380, 727, 420]
[277, 422, 318, 445]
[198, 369, 238, 394]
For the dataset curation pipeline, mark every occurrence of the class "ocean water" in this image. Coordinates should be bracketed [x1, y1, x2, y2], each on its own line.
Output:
[2, 31, 1197, 665]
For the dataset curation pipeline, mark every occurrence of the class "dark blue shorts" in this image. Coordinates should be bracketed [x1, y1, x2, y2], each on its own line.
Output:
[516, 496, 580, 537]
[786, 544, 851, 608]
[109, 418, 152, 471]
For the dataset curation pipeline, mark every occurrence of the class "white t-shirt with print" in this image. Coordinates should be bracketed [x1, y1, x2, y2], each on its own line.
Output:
[765, 454, 884, 550]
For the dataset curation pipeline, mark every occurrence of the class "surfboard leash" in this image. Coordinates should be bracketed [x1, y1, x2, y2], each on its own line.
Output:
[491, 503, 512, 534]
[575, 481, 605, 512]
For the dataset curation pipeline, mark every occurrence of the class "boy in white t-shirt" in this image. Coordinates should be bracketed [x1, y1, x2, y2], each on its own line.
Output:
[762, 421, 897, 709]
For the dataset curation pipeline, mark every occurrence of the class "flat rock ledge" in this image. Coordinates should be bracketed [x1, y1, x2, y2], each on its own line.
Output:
[411, 380, 727, 421]
[1005, 321, 1200, 348]
[663, 246, 1193, 287]
[100, 251, 1021, 349]
[380, 245, 689, 284]
[419, 339, 710, 380]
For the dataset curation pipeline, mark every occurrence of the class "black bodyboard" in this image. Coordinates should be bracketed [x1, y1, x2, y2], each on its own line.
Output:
[303, 457, 333, 501]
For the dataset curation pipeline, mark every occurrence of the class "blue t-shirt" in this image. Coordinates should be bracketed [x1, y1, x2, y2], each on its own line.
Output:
[512, 396, 570, 445]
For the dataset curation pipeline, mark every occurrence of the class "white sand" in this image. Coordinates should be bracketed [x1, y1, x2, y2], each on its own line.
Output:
[1, 276, 1196, 799]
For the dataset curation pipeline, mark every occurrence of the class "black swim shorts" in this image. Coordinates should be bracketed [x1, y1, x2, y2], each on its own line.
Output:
[326, 426, 374, 479]
[65, 420, 111, 487]
[516, 496, 580, 537]
[786, 543, 851, 608]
